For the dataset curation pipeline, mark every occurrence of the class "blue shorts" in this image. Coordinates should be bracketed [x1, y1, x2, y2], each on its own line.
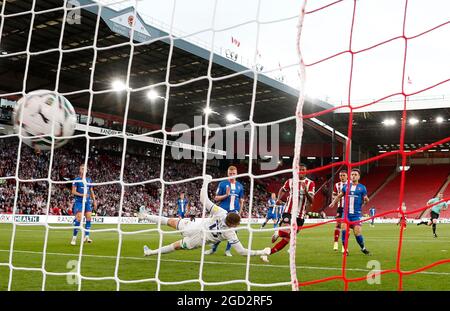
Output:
[178, 211, 185, 218]
[73, 202, 92, 214]
[266, 212, 278, 220]
[344, 214, 362, 228]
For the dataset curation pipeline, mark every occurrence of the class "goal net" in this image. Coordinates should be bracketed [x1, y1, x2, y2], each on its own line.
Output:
[0, 0, 449, 292]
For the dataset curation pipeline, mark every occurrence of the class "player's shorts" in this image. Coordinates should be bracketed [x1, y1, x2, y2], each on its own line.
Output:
[398, 216, 407, 227]
[430, 211, 439, 220]
[72, 202, 92, 214]
[177, 218, 202, 250]
[336, 207, 344, 219]
[178, 211, 185, 218]
[343, 214, 362, 229]
[279, 213, 305, 227]
[266, 212, 278, 220]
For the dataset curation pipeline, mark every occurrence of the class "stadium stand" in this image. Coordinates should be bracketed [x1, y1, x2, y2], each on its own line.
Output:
[361, 165, 397, 197]
[365, 165, 450, 218]
[3, 134, 448, 221]
[0, 138, 269, 218]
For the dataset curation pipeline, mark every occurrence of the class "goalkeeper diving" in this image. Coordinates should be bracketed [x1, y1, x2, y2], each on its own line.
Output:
[138, 175, 270, 257]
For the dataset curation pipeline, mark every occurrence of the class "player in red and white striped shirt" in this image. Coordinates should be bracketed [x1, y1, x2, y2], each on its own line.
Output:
[397, 202, 407, 229]
[332, 170, 348, 251]
[261, 163, 315, 263]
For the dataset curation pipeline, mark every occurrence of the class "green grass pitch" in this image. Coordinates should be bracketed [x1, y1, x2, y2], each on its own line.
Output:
[0, 223, 449, 291]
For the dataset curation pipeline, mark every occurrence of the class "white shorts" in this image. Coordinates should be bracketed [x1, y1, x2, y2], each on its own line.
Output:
[177, 218, 203, 250]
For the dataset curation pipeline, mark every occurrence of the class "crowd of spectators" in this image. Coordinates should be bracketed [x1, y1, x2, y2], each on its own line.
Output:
[0, 138, 272, 218]
[0, 105, 13, 122]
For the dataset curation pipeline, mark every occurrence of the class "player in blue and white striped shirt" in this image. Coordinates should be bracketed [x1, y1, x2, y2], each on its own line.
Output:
[330, 168, 370, 255]
[369, 207, 376, 227]
[204, 166, 244, 257]
[71, 164, 97, 246]
[261, 193, 281, 229]
[176, 192, 189, 218]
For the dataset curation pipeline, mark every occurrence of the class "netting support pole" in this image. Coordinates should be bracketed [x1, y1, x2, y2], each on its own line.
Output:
[290, 0, 309, 291]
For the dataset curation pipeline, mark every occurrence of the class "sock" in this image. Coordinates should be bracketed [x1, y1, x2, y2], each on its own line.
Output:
[261, 221, 267, 228]
[334, 227, 341, 242]
[226, 242, 232, 252]
[73, 220, 80, 237]
[150, 244, 175, 255]
[148, 215, 169, 225]
[417, 221, 426, 226]
[85, 220, 91, 237]
[432, 223, 436, 235]
[274, 228, 279, 237]
[355, 234, 365, 250]
[273, 222, 278, 229]
[270, 238, 289, 255]
[341, 230, 347, 248]
[211, 241, 220, 252]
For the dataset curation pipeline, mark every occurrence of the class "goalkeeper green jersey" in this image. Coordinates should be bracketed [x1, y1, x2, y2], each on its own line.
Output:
[427, 198, 448, 214]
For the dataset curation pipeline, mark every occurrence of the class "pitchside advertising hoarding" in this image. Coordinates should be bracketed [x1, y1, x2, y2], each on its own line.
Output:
[0, 215, 135, 224]
[0, 214, 40, 223]
[0, 215, 448, 224]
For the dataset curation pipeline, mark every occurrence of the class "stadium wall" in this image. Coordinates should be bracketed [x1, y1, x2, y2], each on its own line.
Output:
[0, 214, 449, 225]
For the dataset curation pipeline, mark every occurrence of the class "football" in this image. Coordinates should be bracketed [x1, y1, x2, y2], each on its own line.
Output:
[13, 90, 77, 150]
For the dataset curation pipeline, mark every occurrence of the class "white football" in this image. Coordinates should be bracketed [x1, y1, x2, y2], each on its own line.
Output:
[13, 90, 76, 150]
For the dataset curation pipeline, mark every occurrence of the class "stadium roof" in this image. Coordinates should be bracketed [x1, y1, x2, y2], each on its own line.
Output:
[0, 1, 328, 126]
[0, 0, 448, 152]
